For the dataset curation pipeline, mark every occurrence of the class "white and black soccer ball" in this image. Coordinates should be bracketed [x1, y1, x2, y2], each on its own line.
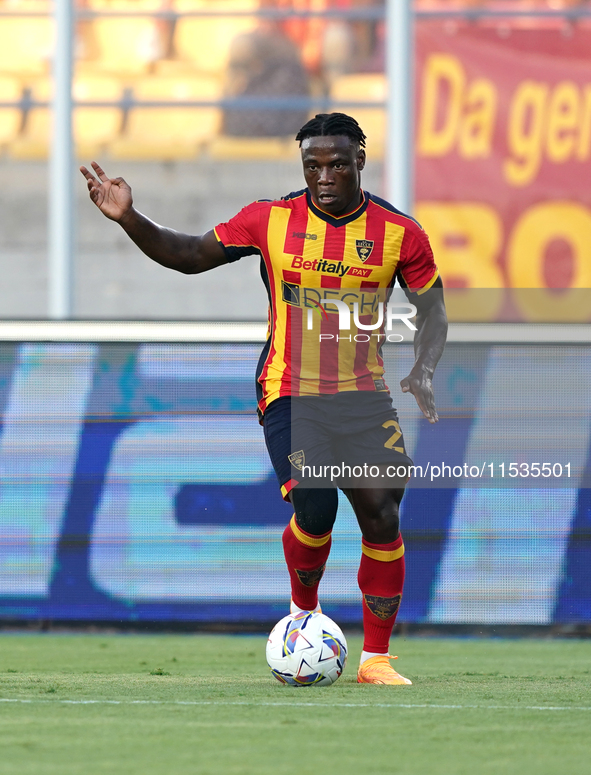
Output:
[266, 611, 348, 687]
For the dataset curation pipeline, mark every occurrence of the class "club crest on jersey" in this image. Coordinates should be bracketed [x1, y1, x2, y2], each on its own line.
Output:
[288, 450, 305, 471]
[355, 239, 374, 262]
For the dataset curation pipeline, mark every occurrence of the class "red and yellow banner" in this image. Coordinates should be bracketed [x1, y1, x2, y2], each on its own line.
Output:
[415, 22, 591, 321]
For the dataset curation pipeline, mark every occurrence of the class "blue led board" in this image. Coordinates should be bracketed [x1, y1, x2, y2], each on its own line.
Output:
[0, 342, 588, 624]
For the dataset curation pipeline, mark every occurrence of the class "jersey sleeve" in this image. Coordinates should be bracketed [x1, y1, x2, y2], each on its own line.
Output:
[396, 227, 439, 295]
[213, 201, 266, 263]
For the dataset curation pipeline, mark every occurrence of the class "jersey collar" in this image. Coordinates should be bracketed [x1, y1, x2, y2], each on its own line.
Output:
[306, 189, 369, 227]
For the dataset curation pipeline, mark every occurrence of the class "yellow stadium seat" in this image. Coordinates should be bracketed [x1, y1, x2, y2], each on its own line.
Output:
[74, 75, 124, 157]
[0, 76, 23, 148]
[86, 0, 165, 9]
[9, 75, 123, 159]
[331, 73, 386, 159]
[109, 75, 221, 159]
[168, 0, 259, 76]
[85, 0, 168, 76]
[209, 135, 300, 161]
[0, 10, 53, 78]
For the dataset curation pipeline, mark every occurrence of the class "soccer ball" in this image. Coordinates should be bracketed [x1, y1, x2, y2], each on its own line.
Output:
[266, 611, 348, 687]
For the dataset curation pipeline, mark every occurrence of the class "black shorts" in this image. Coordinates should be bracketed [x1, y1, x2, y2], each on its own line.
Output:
[262, 392, 414, 500]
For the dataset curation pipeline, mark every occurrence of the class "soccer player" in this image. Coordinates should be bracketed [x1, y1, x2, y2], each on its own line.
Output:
[80, 113, 447, 685]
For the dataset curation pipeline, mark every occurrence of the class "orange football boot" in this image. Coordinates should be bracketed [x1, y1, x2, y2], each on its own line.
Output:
[357, 655, 412, 685]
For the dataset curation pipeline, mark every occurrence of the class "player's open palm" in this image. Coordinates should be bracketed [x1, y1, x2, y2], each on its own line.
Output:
[79, 161, 132, 222]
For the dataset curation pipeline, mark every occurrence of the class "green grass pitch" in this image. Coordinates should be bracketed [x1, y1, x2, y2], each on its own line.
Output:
[0, 633, 589, 774]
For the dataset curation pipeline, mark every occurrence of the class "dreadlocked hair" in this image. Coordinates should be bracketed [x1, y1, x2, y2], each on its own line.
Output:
[295, 113, 366, 148]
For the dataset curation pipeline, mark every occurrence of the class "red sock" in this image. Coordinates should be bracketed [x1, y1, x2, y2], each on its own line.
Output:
[282, 515, 332, 611]
[357, 534, 405, 653]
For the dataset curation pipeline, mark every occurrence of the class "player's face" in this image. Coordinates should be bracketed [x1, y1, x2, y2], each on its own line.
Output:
[301, 136, 366, 216]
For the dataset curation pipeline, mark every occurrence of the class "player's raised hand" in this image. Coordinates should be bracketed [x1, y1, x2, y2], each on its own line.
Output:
[400, 370, 439, 424]
[79, 161, 133, 222]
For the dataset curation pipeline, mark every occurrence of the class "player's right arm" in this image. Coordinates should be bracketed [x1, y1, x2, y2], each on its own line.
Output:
[80, 161, 227, 274]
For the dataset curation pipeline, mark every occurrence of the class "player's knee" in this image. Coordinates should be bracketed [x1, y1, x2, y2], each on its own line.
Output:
[356, 492, 401, 542]
[291, 487, 338, 536]
[372, 505, 400, 539]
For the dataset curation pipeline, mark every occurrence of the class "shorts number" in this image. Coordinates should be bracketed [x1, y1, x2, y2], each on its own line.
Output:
[382, 419, 405, 453]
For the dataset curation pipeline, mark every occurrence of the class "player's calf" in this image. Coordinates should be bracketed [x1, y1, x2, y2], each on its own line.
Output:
[357, 533, 408, 681]
[282, 515, 332, 612]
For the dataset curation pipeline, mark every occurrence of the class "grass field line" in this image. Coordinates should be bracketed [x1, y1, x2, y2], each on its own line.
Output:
[1, 698, 590, 712]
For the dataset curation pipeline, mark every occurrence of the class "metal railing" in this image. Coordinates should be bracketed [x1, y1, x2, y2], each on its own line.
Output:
[1, 5, 591, 18]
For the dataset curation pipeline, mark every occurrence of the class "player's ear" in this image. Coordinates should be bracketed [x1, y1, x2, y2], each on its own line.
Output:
[357, 148, 366, 171]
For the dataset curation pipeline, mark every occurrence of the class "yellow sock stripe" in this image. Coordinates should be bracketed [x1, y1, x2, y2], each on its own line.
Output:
[290, 515, 331, 548]
[361, 542, 405, 562]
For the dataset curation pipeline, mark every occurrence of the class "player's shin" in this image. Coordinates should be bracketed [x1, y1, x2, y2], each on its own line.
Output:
[282, 515, 332, 612]
[357, 534, 405, 655]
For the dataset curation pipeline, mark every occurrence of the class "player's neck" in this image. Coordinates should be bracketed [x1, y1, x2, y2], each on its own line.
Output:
[311, 189, 364, 218]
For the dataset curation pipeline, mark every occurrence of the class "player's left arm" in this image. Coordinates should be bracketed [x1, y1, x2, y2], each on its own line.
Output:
[400, 276, 448, 424]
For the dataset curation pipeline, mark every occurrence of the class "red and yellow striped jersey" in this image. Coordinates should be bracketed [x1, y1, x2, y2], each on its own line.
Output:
[214, 189, 438, 415]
